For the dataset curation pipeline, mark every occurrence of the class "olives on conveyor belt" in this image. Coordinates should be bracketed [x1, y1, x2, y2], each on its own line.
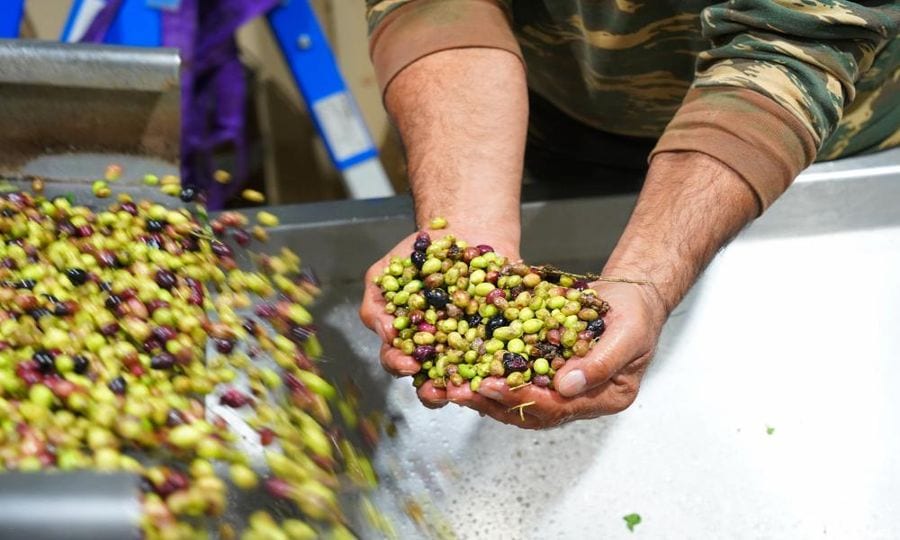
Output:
[0, 181, 389, 540]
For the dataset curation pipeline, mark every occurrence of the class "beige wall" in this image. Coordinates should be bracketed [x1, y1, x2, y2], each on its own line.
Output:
[20, 0, 72, 38]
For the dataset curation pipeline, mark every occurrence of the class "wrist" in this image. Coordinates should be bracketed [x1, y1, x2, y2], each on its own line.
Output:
[411, 218, 520, 256]
[599, 261, 671, 325]
[413, 205, 521, 256]
[603, 151, 758, 315]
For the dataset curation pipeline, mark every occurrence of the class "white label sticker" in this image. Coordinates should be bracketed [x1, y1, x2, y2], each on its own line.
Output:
[311, 92, 374, 163]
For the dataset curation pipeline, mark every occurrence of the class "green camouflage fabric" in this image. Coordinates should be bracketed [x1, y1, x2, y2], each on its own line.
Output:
[367, 0, 899, 159]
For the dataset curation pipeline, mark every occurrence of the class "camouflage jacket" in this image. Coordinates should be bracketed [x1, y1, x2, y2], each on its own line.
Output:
[367, 0, 898, 210]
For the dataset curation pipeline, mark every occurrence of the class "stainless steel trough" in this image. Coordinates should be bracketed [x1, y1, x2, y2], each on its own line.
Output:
[260, 147, 900, 539]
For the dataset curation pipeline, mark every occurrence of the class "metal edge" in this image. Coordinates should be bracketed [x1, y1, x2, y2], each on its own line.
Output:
[247, 148, 899, 229]
[0, 39, 180, 91]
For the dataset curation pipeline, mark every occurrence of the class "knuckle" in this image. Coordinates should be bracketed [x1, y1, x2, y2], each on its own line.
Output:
[378, 361, 399, 377]
[550, 411, 579, 427]
[606, 385, 640, 414]
[605, 400, 631, 415]
[418, 396, 446, 409]
[378, 356, 403, 376]
[618, 375, 641, 398]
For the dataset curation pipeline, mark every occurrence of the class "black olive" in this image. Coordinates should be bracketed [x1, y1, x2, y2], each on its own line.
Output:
[108, 376, 127, 395]
[423, 288, 449, 308]
[65, 268, 88, 286]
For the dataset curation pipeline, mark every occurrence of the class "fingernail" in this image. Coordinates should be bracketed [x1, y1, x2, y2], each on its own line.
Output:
[557, 370, 586, 397]
[478, 387, 503, 400]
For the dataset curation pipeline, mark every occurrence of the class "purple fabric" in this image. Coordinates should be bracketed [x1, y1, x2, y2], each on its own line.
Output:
[79, 0, 124, 43]
[82, 0, 278, 209]
[164, 0, 279, 208]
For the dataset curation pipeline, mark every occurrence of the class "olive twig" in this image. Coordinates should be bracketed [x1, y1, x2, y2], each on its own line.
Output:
[532, 264, 651, 285]
[592, 276, 652, 285]
[190, 229, 217, 242]
[508, 401, 536, 422]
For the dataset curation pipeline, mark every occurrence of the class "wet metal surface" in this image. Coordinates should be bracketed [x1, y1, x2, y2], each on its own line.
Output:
[0, 40, 180, 178]
[0, 472, 141, 539]
[0, 148, 897, 538]
[262, 148, 900, 539]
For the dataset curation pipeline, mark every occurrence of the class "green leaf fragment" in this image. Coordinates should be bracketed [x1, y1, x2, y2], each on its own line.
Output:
[766, 425, 775, 435]
[194, 205, 209, 224]
[624, 513, 641, 532]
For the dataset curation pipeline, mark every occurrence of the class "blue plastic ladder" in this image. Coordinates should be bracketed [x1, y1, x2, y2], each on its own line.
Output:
[9, 0, 394, 199]
[0, 0, 25, 38]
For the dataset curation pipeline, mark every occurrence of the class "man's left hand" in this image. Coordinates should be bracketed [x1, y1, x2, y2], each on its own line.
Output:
[445, 280, 668, 428]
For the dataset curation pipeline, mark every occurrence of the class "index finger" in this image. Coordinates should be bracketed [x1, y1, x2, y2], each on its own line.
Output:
[445, 383, 544, 429]
[380, 343, 421, 377]
[475, 377, 568, 419]
[359, 268, 394, 343]
[476, 377, 622, 422]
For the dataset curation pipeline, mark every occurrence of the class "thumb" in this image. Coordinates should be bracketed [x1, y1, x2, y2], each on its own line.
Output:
[553, 324, 638, 397]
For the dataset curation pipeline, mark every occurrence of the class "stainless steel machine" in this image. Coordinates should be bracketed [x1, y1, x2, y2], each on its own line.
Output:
[262, 147, 900, 539]
[0, 39, 180, 183]
[1, 38, 899, 539]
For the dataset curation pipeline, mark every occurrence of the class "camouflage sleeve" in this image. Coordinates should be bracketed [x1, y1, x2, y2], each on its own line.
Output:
[696, 0, 898, 147]
[366, 0, 521, 93]
[654, 1, 899, 212]
[365, 0, 410, 33]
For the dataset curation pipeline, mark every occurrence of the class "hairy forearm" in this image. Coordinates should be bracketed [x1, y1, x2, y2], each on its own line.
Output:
[604, 152, 760, 314]
[384, 48, 528, 237]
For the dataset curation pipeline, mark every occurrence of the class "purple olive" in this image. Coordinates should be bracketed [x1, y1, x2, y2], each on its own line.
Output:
[155, 269, 177, 290]
[213, 338, 235, 354]
[100, 322, 120, 336]
[413, 345, 436, 363]
[151, 325, 177, 342]
[232, 228, 252, 247]
[413, 232, 431, 252]
[219, 388, 252, 408]
[502, 352, 528, 374]
[210, 240, 233, 259]
[150, 353, 177, 370]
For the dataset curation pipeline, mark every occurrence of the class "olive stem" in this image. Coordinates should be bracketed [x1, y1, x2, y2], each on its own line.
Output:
[508, 401, 536, 421]
[532, 264, 651, 285]
[509, 382, 532, 392]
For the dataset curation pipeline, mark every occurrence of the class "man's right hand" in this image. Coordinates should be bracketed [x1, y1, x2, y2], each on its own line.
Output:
[359, 227, 520, 410]
[361, 44, 528, 410]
